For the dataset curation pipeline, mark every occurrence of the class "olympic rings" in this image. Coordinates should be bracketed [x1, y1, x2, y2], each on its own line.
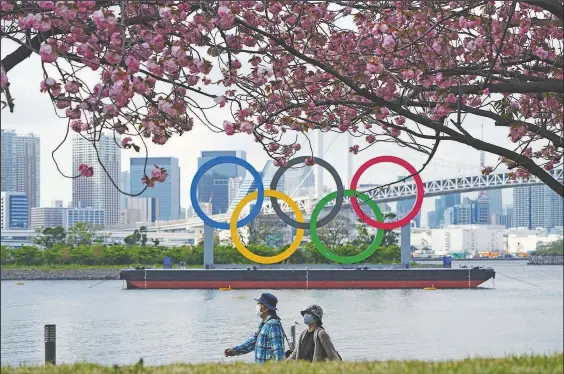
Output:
[230, 190, 305, 264]
[190, 156, 264, 230]
[269, 156, 344, 229]
[189, 154, 425, 264]
[350, 156, 424, 230]
[310, 190, 385, 264]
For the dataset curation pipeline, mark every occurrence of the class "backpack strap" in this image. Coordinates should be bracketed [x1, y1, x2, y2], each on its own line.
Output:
[315, 327, 342, 361]
[269, 316, 292, 348]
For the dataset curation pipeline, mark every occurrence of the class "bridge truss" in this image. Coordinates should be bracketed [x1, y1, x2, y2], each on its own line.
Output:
[140, 168, 562, 232]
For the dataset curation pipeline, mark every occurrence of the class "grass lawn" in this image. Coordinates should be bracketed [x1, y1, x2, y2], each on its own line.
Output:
[1, 354, 562, 374]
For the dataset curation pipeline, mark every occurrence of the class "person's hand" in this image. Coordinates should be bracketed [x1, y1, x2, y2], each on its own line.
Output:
[224, 348, 234, 357]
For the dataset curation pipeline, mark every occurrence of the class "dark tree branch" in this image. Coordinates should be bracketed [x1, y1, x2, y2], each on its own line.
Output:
[233, 18, 564, 197]
[424, 80, 564, 94]
[522, 0, 564, 21]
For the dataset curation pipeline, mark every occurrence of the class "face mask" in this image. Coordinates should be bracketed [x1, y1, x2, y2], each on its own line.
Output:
[256, 304, 263, 317]
[303, 313, 316, 325]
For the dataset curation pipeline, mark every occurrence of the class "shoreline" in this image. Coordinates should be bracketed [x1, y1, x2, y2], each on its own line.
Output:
[1, 268, 122, 281]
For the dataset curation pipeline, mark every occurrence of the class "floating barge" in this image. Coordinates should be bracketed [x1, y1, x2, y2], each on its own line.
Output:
[119, 266, 495, 289]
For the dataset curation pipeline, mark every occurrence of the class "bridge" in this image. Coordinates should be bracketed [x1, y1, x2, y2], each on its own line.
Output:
[132, 168, 563, 232]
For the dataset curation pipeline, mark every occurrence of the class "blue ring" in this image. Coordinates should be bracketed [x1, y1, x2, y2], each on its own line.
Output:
[190, 156, 264, 229]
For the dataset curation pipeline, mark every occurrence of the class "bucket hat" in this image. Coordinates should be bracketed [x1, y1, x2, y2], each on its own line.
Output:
[255, 292, 278, 311]
[301, 304, 323, 322]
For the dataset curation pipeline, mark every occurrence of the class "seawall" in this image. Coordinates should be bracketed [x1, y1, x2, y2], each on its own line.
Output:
[527, 255, 564, 265]
[1, 268, 121, 281]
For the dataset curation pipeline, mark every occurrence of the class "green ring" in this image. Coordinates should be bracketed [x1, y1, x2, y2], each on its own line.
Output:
[309, 189, 384, 264]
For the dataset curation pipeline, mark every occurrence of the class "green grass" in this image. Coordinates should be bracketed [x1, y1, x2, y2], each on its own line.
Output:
[1, 354, 562, 374]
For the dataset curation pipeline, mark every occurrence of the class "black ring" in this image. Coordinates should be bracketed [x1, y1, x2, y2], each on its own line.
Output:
[269, 156, 344, 229]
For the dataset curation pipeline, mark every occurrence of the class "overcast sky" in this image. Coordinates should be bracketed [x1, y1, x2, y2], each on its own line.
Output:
[1, 40, 515, 226]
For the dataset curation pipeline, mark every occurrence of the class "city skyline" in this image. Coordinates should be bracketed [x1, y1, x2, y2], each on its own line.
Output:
[3, 126, 557, 228]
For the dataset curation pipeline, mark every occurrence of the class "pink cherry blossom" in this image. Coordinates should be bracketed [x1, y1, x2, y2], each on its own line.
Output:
[304, 157, 315, 166]
[159, 7, 173, 20]
[240, 121, 254, 134]
[1, 66, 8, 89]
[0, 1, 561, 196]
[40, 44, 57, 63]
[223, 121, 235, 135]
[121, 137, 132, 147]
[78, 163, 94, 177]
[214, 96, 227, 108]
[64, 81, 80, 94]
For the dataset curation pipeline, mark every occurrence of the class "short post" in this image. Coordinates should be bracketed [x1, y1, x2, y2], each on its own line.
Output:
[203, 224, 214, 268]
[290, 324, 296, 350]
[400, 224, 411, 268]
[44, 324, 56, 365]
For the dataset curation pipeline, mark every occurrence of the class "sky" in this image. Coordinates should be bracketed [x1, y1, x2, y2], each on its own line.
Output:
[1, 40, 516, 226]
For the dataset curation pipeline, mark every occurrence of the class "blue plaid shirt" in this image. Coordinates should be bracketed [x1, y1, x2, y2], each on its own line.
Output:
[231, 315, 285, 363]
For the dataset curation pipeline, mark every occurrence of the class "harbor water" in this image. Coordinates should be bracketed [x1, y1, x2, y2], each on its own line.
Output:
[1, 260, 562, 367]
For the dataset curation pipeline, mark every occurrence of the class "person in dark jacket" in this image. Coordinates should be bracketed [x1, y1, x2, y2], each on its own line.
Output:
[224, 293, 286, 363]
[286, 304, 340, 362]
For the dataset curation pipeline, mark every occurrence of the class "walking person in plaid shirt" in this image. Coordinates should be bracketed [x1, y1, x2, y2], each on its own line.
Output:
[224, 293, 286, 363]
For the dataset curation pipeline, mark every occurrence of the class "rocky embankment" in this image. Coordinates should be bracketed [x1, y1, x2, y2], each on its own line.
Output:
[1, 268, 122, 281]
[527, 255, 564, 265]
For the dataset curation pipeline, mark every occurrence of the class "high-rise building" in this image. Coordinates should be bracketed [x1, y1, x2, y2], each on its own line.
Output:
[1, 130, 40, 210]
[443, 197, 489, 226]
[513, 185, 564, 229]
[1, 129, 17, 192]
[487, 189, 503, 216]
[426, 211, 436, 229]
[72, 133, 121, 228]
[435, 194, 461, 226]
[119, 171, 130, 209]
[15, 133, 40, 209]
[427, 193, 461, 228]
[1, 191, 29, 230]
[471, 197, 490, 224]
[130, 157, 180, 221]
[197, 151, 247, 214]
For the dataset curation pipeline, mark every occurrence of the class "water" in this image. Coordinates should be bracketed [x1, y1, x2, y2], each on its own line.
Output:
[1, 261, 562, 367]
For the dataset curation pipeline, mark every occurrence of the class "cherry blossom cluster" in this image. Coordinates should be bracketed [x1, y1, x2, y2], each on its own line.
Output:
[78, 163, 94, 177]
[141, 165, 168, 188]
[0, 1, 562, 194]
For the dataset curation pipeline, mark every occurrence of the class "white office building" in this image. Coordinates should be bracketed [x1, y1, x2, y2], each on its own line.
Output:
[118, 197, 160, 225]
[31, 207, 66, 229]
[431, 225, 505, 256]
[72, 133, 121, 228]
[506, 228, 563, 254]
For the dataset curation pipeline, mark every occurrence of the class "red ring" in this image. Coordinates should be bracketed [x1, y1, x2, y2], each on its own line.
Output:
[349, 156, 424, 230]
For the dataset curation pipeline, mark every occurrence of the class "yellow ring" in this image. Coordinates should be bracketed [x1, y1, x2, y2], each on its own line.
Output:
[230, 189, 305, 264]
